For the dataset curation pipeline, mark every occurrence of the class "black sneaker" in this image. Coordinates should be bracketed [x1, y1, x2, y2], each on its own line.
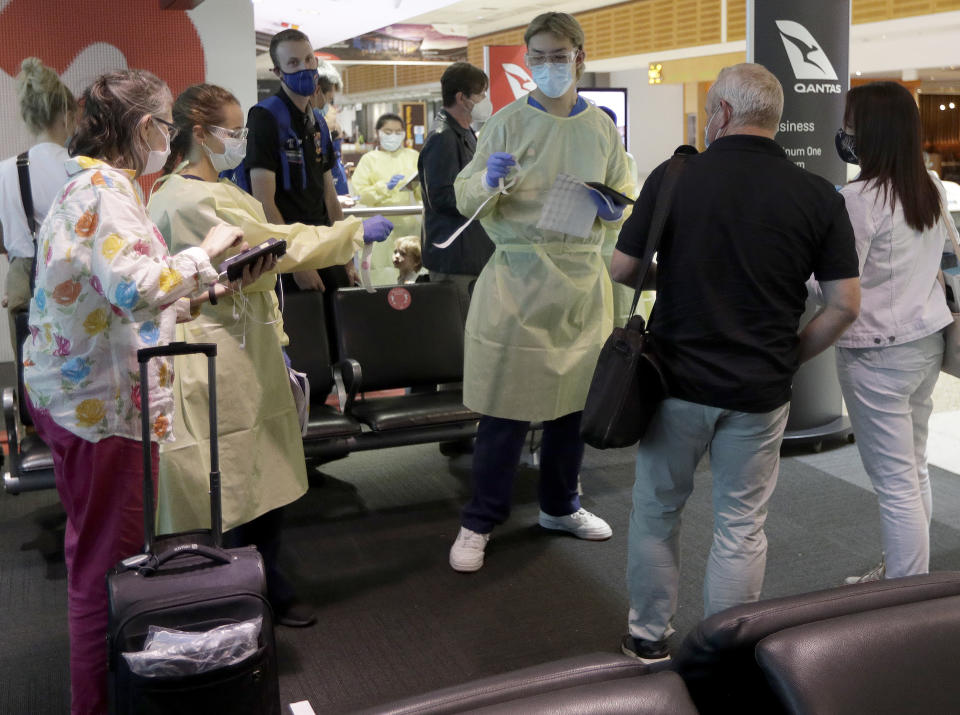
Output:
[620, 634, 670, 664]
[275, 600, 317, 628]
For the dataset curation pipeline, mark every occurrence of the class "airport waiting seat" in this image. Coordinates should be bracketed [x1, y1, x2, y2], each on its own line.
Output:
[756, 592, 960, 714]
[353, 572, 960, 715]
[3, 310, 55, 494]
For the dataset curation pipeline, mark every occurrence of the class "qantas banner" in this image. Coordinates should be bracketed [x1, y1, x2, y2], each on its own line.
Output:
[748, 0, 850, 186]
[484, 45, 536, 114]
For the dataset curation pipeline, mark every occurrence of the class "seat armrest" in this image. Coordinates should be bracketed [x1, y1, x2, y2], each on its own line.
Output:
[333, 358, 361, 413]
[4, 387, 21, 473]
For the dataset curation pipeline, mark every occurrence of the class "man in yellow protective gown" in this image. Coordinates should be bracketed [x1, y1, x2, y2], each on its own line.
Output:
[351, 113, 422, 285]
[148, 83, 390, 627]
[448, 13, 632, 573]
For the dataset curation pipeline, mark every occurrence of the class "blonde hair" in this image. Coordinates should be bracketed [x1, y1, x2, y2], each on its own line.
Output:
[394, 235, 421, 270]
[524, 12, 586, 80]
[16, 57, 77, 135]
[709, 63, 784, 133]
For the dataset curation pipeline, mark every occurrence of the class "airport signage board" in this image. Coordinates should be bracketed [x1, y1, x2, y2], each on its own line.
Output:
[748, 0, 850, 185]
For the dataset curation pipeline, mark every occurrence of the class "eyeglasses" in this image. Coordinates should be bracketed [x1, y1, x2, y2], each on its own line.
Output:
[152, 116, 180, 142]
[208, 125, 249, 141]
[525, 50, 577, 67]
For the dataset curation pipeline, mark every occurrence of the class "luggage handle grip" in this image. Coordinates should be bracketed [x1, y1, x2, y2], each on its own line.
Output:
[136, 543, 232, 575]
[138, 342, 222, 552]
[138, 341, 217, 362]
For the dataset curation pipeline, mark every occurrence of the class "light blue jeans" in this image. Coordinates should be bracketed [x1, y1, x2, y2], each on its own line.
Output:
[836, 331, 944, 578]
[627, 398, 790, 642]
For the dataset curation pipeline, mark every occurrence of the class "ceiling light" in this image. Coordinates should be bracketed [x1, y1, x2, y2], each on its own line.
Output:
[951, 102, 957, 109]
[941, 104, 947, 110]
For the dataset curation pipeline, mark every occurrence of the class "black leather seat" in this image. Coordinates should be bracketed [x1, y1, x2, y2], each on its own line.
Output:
[330, 283, 479, 446]
[756, 593, 960, 714]
[3, 311, 55, 494]
[351, 653, 653, 715]
[672, 572, 960, 714]
[282, 290, 363, 459]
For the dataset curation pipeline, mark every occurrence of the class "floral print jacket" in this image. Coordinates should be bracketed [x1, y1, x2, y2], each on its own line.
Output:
[24, 157, 218, 443]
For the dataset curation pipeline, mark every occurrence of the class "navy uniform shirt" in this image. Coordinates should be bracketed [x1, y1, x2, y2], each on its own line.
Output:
[616, 134, 858, 413]
[245, 90, 335, 227]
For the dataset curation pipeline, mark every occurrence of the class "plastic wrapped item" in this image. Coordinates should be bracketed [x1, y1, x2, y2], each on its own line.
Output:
[122, 616, 262, 678]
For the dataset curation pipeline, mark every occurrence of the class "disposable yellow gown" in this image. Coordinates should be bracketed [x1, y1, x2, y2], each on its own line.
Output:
[351, 146, 421, 285]
[602, 152, 640, 327]
[148, 175, 363, 532]
[454, 97, 631, 422]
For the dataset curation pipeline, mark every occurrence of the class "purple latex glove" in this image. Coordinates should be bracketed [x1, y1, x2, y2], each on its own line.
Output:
[589, 190, 623, 221]
[386, 174, 405, 190]
[362, 215, 393, 243]
[484, 152, 516, 189]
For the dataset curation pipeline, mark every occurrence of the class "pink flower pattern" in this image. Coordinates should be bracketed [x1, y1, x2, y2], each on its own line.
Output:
[53, 334, 71, 357]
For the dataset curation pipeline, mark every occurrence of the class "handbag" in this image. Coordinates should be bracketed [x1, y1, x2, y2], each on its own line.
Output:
[581, 146, 696, 449]
[939, 202, 960, 378]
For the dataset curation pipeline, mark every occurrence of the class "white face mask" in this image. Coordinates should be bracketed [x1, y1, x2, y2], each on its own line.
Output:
[379, 131, 404, 152]
[469, 96, 493, 123]
[143, 121, 171, 174]
[203, 135, 247, 172]
[704, 104, 724, 149]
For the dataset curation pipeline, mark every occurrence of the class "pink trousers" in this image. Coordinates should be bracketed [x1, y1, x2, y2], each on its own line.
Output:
[30, 402, 157, 715]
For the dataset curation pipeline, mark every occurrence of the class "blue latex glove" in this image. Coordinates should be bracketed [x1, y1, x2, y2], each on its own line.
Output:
[484, 152, 516, 189]
[386, 174, 405, 190]
[589, 190, 624, 221]
[362, 215, 393, 243]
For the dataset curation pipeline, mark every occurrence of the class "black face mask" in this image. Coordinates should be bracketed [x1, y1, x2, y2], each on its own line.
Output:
[835, 128, 859, 165]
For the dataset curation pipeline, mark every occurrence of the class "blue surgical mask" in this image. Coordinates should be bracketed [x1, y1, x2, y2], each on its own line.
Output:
[320, 103, 330, 117]
[835, 128, 859, 165]
[281, 68, 319, 97]
[531, 63, 574, 99]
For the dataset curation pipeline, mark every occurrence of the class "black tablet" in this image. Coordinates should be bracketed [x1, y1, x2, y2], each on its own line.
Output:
[585, 182, 635, 206]
[219, 238, 287, 281]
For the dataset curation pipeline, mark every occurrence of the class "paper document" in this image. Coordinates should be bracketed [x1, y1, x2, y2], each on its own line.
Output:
[537, 173, 613, 239]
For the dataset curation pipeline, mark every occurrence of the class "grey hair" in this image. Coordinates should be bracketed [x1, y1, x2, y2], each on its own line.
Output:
[69, 69, 172, 173]
[708, 63, 783, 132]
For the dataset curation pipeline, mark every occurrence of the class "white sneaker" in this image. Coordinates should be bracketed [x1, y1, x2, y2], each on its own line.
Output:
[538, 508, 612, 540]
[449, 526, 490, 572]
[844, 558, 885, 585]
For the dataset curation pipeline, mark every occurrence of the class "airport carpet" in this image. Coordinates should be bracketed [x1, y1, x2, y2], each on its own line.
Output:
[3, 441, 960, 713]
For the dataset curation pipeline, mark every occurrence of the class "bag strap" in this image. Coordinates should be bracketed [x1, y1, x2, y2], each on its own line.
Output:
[627, 145, 697, 318]
[16, 151, 39, 294]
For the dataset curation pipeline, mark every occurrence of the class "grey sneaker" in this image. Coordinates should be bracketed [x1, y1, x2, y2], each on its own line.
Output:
[844, 558, 885, 585]
[449, 526, 490, 572]
[620, 634, 671, 664]
[538, 508, 612, 540]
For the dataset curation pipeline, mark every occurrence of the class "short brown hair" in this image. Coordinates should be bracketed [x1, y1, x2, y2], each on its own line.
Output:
[269, 28, 312, 70]
[523, 12, 585, 50]
[441, 62, 488, 107]
[164, 83, 239, 173]
[69, 69, 171, 174]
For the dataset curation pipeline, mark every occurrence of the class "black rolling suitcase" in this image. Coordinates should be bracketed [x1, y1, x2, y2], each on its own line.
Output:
[106, 342, 280, 715]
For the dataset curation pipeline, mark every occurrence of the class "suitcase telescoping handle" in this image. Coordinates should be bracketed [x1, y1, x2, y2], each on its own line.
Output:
[137, 342, 221, 552]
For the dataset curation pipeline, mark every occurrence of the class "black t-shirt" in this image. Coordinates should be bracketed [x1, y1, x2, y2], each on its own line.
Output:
[616, 135, 858, 413]
[245, 90, 335, 226]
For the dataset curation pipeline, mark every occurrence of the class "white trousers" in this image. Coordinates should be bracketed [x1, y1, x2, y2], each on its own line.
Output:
[836, 331, 944, 578]
[626, 398, 790, 642]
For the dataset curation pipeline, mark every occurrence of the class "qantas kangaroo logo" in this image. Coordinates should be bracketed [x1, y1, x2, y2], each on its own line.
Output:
[502, 63, 537, 99]
[775, 20, 838, 81]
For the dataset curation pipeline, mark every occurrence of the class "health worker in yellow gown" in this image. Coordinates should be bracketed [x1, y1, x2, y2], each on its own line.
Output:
[351, 112, 421, 285]
[448, 12, 633, 574]
[147, 83, 391, 626]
